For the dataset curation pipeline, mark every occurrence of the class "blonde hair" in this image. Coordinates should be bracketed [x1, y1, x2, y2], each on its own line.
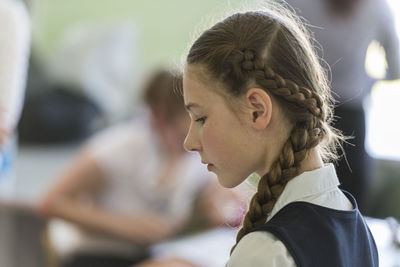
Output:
[185, 4, 343, 253]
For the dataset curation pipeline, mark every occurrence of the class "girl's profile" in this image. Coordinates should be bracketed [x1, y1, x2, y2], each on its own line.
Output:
[181, 3, 378, 267]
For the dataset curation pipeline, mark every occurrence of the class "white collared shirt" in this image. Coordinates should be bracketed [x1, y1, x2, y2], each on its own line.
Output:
[227, 164, 353, 267]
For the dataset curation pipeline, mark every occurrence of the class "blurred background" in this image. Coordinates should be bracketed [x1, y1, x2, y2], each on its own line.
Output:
[13, 0, 250, 202]
[1, 0, 400, 266]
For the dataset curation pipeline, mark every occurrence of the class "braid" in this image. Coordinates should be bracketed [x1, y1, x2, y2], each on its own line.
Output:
[237, 49, 325, 120]
[186, 9, 342, 256]
[231, 49, 326, 253]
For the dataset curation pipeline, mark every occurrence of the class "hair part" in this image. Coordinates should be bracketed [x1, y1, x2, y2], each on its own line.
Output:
[186, 3, 344, 253]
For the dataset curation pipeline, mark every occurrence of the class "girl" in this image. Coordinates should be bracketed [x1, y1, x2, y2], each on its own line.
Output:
[181, 3, 378, 267]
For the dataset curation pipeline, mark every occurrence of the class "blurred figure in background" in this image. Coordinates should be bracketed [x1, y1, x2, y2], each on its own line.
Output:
[0, 0, 30, 197]
[37, 70, 242, 267]
[284, 0, 400, 212]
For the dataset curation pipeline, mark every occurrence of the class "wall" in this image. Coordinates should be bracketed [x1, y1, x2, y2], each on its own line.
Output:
[29, 0, 251, 72]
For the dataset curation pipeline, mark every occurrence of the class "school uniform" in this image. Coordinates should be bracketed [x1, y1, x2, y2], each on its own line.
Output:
[227, 164, 378, 267]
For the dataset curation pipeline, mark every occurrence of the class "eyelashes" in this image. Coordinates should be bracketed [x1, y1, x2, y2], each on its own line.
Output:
[195, 117, 207, 124]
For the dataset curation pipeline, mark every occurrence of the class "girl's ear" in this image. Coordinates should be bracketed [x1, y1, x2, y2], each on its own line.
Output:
[246, 88, 272, 130]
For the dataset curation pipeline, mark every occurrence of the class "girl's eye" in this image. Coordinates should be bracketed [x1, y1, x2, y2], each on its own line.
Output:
[195, 117, 207, 124]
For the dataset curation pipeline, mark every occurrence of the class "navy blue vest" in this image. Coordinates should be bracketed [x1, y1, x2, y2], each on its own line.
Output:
[251, 191, 378, 267]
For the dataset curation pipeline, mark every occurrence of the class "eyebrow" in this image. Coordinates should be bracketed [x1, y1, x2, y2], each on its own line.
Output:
[184, 103, 201, 111]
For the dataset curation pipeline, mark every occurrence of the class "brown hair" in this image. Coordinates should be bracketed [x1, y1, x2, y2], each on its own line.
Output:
[186, 6, 342, 252]
[143, 69, 184, 122]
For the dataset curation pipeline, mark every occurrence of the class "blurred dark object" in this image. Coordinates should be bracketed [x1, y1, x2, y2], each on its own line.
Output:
[326, 0, 361, 16]
[17, 53, 102, 144]
[369, 159, 400, 219]
[63, 252, 148, 267]
[0, 203, 48, 267]
[333, 104, 370, 212]
[18, 85, 101, 144]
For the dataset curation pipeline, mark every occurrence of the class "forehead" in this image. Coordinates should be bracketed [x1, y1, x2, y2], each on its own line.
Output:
[183, 65, 222, 108]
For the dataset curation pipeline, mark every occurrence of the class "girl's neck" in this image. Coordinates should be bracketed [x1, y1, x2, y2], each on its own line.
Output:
[298, 148, 324, 175]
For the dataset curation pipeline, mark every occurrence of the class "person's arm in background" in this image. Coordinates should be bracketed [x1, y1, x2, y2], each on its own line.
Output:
[377, 0, 400, 80]
[36, 149, 183, 246]
[0, 0, 30, 146]
[195, 178, 245, 228]
[130, 180, 245, 267]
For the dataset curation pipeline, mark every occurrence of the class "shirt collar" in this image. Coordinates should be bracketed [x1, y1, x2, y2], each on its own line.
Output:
[267, 163, 340, 221]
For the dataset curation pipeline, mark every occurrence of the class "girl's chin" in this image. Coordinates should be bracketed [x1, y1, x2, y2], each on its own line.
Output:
[217, 174, 242, 189]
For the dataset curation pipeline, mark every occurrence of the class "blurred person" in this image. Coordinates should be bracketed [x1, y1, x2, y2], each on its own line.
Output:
[284, 0, 400, 212]
[37, 70, 242, 267]
[0, 0, 30, 196]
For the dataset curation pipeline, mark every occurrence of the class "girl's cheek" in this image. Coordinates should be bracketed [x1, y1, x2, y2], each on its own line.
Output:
[202, 127, 218, 150]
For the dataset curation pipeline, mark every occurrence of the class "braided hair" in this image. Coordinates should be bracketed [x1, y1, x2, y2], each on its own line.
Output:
[186, 7, 342, 253]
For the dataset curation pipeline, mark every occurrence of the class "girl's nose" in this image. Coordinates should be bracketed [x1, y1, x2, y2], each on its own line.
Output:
[183, 125, 200, 152]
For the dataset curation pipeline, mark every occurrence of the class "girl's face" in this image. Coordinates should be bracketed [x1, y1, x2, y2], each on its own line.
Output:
[183, 65, 265, 188]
